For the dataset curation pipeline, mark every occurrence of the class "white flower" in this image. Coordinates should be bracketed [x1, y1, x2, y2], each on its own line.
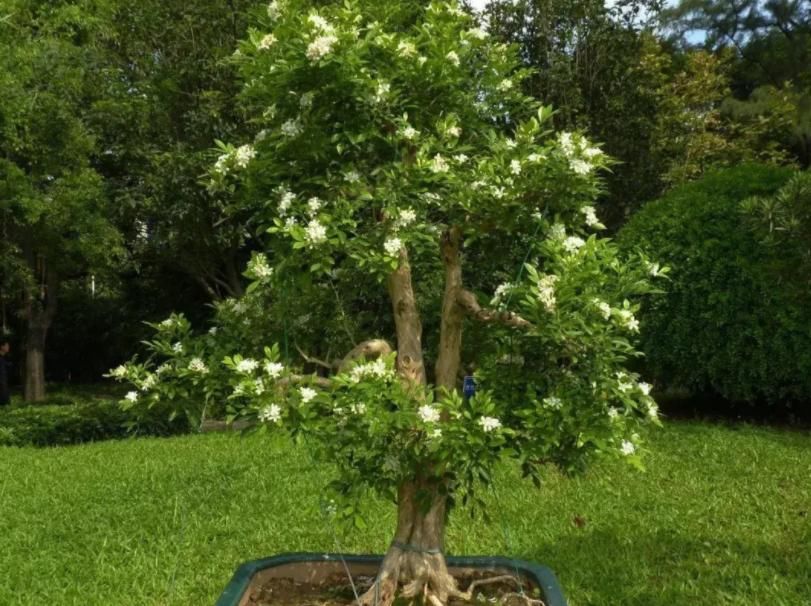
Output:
[505, 138, 517, 149]
[236, 358, 259, 373]
[350, 402, 367, 414]
[248, 254, 273, 280]
[300, 386, 318, 403]
[543, 396, 563, 409]
[300, 92, 315, 109]
[172, 342, 183, 353]
[397, 40, 417, 57]
[160, 317, 178, 329]
[307, 14, 334, 32]
[607, 407, 620, 420]
[110, 365, 128, 379]
[467, 27, 487, 40]
[418, 55, 427, 66]
[141, 374, 157, 391]
[267, 1, 282, 20]
[638, 382, 652, 396]
[491, 282, 513, 305]
[527, 153, 543, 163]
[188, 358, 209, 374]
[307, 197, 322, 216]
[580, 206, 604, 229]
[254, 129, 269, 143]
[471, 180, 486, 190]
[265, 361, 284, 378]
[284, 217, 297, 229]
[234, 145, 256, 169]
[548, 223, 566, 241]
[446, 125, 461, 138]
[616, 372, 635, 393]
[344, 170, 361, 183]
[497, 79, 513, 92]
[208, 327, 218, 335]
[491, 186, 506, 199]
[618, 309, 640, 333]
[478, 416, 502, 432]
[307, 34, 338, 62]
[647, 261, 663, 277]
[428, 427, 442, 439]
[305, 219, 328, 245]
[258, 404, 282, 424]
[258, 33, 277, 50]
[558, 132, 575, 157]
[537, 274, 558, 312]
[125, 391, 138, 403]
[430, 154, 449, 173]
[254, 378, 266, 395]
[445, 51, 460, 66]
[454, 153, 469, 164]
[418, 405, 441, 423]
[647, 401, 659, 420]
[374, 81, 391, 103]
[583, 146, 602, 159]
[510, 159, 522, 175]
[279, 191, 295, 215]
[394, 208, 417, 229]
[384, 237, 403, 256]
[570, 159, 593, 175]
[156, 363, 172, 375]
[401, 125, 418, 140]
[620, 440, 636, 456]
[562, 236, 585, 254]
[281, 119, 302, 137]
[348, 358, 392, 383]
[592, 298, 612, 320]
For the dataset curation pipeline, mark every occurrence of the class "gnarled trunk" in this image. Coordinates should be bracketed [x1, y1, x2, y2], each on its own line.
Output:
[435, 227, 464, 391]
[359, 479, 457, 606]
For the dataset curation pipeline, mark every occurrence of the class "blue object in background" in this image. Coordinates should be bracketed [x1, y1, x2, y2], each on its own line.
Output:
[463, 376, 476, 398]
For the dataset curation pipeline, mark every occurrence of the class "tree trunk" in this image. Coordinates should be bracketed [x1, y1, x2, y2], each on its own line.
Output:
[359, 479, 457, 606]
[387, 247, 426, 385]
[24, 319, 47, 402]
[435, 227, 465, 391]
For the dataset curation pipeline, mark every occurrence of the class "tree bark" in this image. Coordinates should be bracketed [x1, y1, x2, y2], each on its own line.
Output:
[387, 247, 426, 385]
[22, 266, 58, 402]
[435, 227, 465, 391]
[359, 479, 456, 606]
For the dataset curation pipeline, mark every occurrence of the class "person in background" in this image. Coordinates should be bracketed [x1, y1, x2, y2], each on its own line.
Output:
[0, 340, 10, 406]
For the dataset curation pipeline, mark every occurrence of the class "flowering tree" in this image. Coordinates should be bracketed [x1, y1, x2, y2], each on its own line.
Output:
[114, 1, 664, 604]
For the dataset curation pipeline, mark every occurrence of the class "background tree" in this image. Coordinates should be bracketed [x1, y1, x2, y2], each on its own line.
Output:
[664, 0, 811, 166]
[0, 0, 122, 400]
[115, 2, 662, 604]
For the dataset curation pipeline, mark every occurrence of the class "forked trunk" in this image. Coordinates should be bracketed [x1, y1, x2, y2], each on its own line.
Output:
[359, 480, 457, 606]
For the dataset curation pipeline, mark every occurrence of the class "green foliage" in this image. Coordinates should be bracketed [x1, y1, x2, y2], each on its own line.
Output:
[618, 164, 811, 405]
[115, 0, 661, 527]
[0, 423, 809, 605]
[0, 397, 189, 447]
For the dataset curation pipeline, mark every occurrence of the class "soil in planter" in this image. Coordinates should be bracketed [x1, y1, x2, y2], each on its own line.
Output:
[245, 570, 544, 606]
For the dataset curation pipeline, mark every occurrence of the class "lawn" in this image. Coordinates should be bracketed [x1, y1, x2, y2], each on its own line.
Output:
[1, 421, 809, 606]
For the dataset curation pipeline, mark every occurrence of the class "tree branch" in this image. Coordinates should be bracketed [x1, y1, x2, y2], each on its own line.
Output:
[338, 339, 394, 372]
[295, 343, 334, 370]
[456, 289, 534, 329]
[277, 374, 332, 389]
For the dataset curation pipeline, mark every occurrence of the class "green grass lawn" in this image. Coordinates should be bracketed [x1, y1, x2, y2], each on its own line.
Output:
[1, 421, 809, 606]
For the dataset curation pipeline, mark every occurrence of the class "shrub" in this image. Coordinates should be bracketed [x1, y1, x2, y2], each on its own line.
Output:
[0, 398, 190, 447]
[617, 164, 811, 407]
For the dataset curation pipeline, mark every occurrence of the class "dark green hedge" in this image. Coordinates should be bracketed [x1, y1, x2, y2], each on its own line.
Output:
[617, 164, 811, 407]
[0, 399, 190, 447]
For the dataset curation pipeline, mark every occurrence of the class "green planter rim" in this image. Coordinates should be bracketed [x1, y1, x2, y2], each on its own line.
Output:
[215, 552, 567, 606]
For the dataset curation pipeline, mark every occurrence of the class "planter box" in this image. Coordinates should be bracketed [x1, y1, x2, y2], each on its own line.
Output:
[216, 552, 567, 606]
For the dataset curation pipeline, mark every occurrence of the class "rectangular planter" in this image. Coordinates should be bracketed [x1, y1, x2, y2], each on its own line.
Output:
[216, 552, 567, 606]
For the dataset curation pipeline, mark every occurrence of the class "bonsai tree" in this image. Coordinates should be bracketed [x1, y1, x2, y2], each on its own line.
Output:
[113, 1, 663, 604]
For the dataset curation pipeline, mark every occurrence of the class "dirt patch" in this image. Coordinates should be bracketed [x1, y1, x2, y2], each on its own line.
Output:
[245, 570, 544, 606]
